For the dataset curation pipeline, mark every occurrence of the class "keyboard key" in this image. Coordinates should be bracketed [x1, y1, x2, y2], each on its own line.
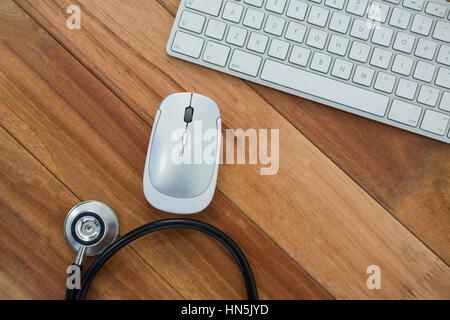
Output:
[223, 2, 244, 22]
[179, 11, 206, 33]
[367, 1, 390, 23]
[172, 31, 204, 58]
[327, 35, 349, 56]
[415, 38, 437, 60]
[396, 79, 417, 100]
[310, 52, 332, 73]
[286, 0, 308, 21]
[353, 65, 374, 86]
[205, 19, 227, 40]
[393, 32, 415, 53]
[264, 15, 286, 36]
[349, 41, 371, 62]
[435, 68, 450, 89]
[331, 59, 353, 80]
[268, 39, 290, 60]
[325, 0, 345, 10]
[402, 0, 424, 11]
[346, 0, 368, 16]
[370, 48, 392, 69]
[329, 12, 351, 34]
[371, 26, 393, 47]
[247, 32, 269, 53]
[413, 61, 435, 83]
[308, 6, 330, 27]
[230, 50, 262, 76]
[389, 8, 411, 29]
[261, 59, 389, 116]
[186, 0, 223, 16]
[243, 8, 265, 29]
[245, 0, 264, 7]
[306, 28, 328, 49]
[285, 22, 307, 43]
[432, 21, 450, 43]
[410, 15, 433, 36]
[421, 110, 449, 136]
[289, 45, 311, 66]
[388, 100, 422, 127]
[440, 92, 450, 112]
[425, 2, 446, 18]
[226, 25, 248, 47]
[417, 85, 439, 107]
[350, 19, 371, 40]
[374, 72, 396, 93]
[266, 0, 287, 13]
[203, 41, 230, 66]
[392, 54, 414, 76]
[437, 45, 450, 66]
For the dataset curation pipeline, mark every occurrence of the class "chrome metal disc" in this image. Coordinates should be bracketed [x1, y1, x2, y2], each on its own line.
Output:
[64, 201, 119, 256]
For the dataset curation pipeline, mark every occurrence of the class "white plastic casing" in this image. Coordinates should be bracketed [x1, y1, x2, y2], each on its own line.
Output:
[143, 109, 222, 214]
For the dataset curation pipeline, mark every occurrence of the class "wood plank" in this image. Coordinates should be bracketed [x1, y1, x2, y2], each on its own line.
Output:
[13, 0, 450, 299]
[0, 0, 330, 299]
[160, 0, 450, 264]
[0, 127, 181, 299]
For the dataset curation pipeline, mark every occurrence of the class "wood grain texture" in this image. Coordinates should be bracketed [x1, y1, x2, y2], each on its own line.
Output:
[9, 0, 449, 299]
[0, 126, 181, 300]
[160, 0, 450, 264]
[0, 0, 330, 299]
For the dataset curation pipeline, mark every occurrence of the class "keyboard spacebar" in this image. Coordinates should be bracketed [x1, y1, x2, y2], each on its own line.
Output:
[261, 60, 389, 117]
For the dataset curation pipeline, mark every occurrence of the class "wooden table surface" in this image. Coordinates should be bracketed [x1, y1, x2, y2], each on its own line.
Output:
[0, 0, 449, 300]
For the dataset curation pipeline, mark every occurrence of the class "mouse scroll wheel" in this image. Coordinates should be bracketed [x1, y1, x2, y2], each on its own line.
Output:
[184, 106, 194, 123]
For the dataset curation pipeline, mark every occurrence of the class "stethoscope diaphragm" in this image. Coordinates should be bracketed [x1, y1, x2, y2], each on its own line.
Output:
[64, 201, 119, 256]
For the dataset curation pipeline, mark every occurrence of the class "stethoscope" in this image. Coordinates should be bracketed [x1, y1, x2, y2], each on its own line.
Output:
[64, 201, 258, 300]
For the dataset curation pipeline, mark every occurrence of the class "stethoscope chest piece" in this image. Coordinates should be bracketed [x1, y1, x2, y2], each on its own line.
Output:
[64, 201, 119, 256]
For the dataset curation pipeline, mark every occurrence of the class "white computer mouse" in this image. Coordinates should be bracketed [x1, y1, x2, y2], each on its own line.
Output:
[143, 92, 222, 214]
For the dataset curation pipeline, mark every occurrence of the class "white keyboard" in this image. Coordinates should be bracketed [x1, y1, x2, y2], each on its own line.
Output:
[167, 0, 450, 143]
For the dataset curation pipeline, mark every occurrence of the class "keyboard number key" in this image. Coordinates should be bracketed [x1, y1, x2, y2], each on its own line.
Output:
[346, 0, 369, 17]
[389, 8, 411, 29]
[421, 110, 449, 136]
[410, 15, 433, 36]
